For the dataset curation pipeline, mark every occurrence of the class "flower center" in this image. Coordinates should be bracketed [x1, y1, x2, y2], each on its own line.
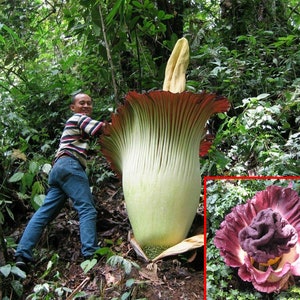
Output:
[238, 208, 298, 269]
[250, 256, 282, 271]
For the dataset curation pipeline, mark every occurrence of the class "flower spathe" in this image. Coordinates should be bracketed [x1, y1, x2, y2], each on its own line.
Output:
[101, 90, 230, 253]
[214, 185, 300, 293]
[100, 37, 230, 260]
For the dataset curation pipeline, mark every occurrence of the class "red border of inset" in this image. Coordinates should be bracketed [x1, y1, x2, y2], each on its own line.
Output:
[203, 175, 300, 300]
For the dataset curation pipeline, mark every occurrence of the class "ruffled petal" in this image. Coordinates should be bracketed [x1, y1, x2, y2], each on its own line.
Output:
[283, 244, 300, 276]
[214, 200, 259, 266]
[239, 265, 292, 293]
[252, 186, 300, 231]
[238, 248, 297, 293]
[214, 230, 246, 267]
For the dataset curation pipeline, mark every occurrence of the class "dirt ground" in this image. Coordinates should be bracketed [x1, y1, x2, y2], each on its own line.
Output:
[8, 176, 204, 299]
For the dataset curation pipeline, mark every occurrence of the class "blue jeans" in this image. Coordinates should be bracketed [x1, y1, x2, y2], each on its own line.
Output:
[15, 156, 99, 260]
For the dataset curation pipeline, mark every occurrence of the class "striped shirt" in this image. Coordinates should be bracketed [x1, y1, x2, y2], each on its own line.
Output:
[55, 113, 104, 168]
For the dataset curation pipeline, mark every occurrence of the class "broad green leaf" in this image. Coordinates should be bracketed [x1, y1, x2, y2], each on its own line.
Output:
[80, 258, 97, 273]
[95, 246, 113, 257]
[121, 291, 131, 300]
[32, 194, 45, 210]
[2, 24, 23, 43]
[126, 278, 135, 288]
[0, 34, 6, 44]
[22, 173, 35, 191]
[42, 163, 52, 174]
[0, 264, 11, 277]
[11, 266, 26, 279]
[34, 283, 50, 293]
[6, 206, 15, 221]
[11, 280, 24, 297]
[72, 291, 87, 298]
[256, 93, 270, 100]
[32, 181, 45, 196]
[29, 161, 38, 173]
[106, 0, 124, 25]
[8, 172, 24, 183]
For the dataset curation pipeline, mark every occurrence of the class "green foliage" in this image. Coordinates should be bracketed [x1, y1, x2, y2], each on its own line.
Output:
[0, 264, 26, 279]
[0, 200, 14, 225]
[277, 286, 300, 299]
[8, 158, 49, 211]
[26, 254, 77, 299]
[201, 88, 300, 176]
[107, 255, 140, 275]
[189, 30, 300, 102]
[40, 254, 60, 279]
[87, 141, 116, 186]
[80, 246, 114, 273]
[107, 255, 142, 300]
[26, 282, 73, 300]
[206, 179, 266, 237]
[80, 252, 141, 299]
[0, 264, 26, 299]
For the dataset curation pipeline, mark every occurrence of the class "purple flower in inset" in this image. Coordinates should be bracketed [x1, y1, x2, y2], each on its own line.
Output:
[214, 185, 300, 293]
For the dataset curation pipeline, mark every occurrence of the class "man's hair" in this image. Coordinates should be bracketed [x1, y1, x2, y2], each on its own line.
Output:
[71, 92, 91, 104]
[71, 94, 77, 104]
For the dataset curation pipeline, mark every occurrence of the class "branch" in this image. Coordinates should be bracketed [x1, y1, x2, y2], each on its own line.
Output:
[66, 276, 90, 300]
[288, 3, 300, 19]
[98, 4, 119, 106]
[0, 223, 8, 264]
[135, 30, 142, 93]
[36, 0, 56, 26]
[0, 66, 26, 94]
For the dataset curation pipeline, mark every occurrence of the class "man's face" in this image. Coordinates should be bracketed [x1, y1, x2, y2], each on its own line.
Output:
[70, 94, 93, 116]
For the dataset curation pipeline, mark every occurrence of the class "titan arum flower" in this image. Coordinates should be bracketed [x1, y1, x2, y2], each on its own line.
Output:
[101, 38, 230, 259]
[214, 185, 300, 294]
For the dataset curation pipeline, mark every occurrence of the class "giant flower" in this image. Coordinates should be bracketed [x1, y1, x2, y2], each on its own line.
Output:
[214, 185, 300, 293]
[101, 38, 230, 260]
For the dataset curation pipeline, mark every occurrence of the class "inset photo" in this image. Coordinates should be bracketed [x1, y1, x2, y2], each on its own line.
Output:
[204, 176, 300, 300]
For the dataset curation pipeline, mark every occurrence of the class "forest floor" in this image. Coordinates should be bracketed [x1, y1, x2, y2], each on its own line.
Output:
[8, 176, 204, 300]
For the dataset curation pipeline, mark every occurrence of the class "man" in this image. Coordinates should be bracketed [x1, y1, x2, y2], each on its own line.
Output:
[15, 93, 106, 270]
